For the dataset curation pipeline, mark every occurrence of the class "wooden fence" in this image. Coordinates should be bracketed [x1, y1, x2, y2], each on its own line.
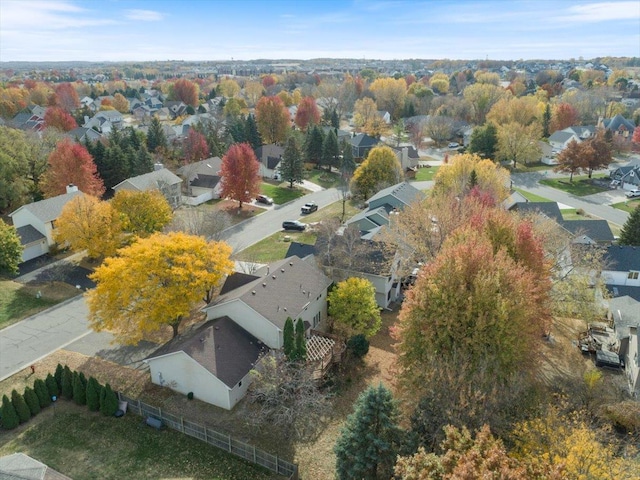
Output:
[117, 392, 298, 480]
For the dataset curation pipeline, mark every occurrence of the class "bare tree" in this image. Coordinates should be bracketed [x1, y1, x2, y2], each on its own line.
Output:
[423, 115, 454, 145]
[165, 207, 232, 241]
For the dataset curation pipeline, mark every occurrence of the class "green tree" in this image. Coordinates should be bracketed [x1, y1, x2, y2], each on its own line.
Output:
[146, 116, 167, 153]
[305, 125, 325, 168]
[334, 384, 403, 480]
[86, 376, 101, 412]
[45, 373, 59, 398]
[350, 145, 403, 200]
[496, 122, 542, 169]
[467, 122, 498, 161]
[0, 219, 22, 275]
[23, 386, 41, 416]
[347, 334, 370, 358]
[11, 389, 31, 423]
[340, 139, 356, 177]
[283, 317, 295, 358]
[73, 371, 87, 406]
[61, 365, 74, 400]
[33, 378, 51, 408]
[1, 394, 19, 430]
[245, 114, 262, 151]
[280, 136, 304, 188]
[54, 363, 64, 391]
[328, 277, 381, 339]
[619, 205, 640, 246]
[322, 129, 340, 170]
[0, 126, 31, 212]
[542, 103, 551, 138]
[294, 318, 307, 361]
[100, 383, 118, 416]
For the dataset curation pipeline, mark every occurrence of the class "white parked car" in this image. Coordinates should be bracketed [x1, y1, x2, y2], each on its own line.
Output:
[448, 142, 460, 149]
[625, 189, 640, 198]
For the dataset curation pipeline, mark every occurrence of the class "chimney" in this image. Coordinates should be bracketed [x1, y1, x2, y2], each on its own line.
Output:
[630, 326, 637, 336]
[153, 163, 164, 171]
[66, 184, 78, 193]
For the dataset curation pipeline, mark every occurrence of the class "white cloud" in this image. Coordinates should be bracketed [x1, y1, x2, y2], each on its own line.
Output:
[0, 0, 115, 30]
[124, 9, 164, 21]
[552, 1, 640, 22]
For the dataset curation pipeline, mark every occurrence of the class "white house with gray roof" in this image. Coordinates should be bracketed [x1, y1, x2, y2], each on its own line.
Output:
[113, 167, 182, 208]
[8, 186, 84, 262]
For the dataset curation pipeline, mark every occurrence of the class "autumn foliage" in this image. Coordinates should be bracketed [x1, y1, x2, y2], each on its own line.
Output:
[220, 142, 261, 208]
[255, 95, 290, 144]
[40, 138, 105, 198]
[182, 129, 210, 164]
[172, 78, 199, 107]
[44, 106, 78, 131]
[53, 83, 80, 112]
[550, 103, 579, 133]
[294, 96, 321, 131]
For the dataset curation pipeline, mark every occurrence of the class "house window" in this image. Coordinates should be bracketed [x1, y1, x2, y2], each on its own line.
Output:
[628, 271, 639, 280]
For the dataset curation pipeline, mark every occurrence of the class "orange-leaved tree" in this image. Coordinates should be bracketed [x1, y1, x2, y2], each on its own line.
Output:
[294, 96, 321, 132]
[172, 78, 199, 107]
[40, 138, 105, 198]
[220, 142, 261, 208]
[44, 106, 78, 132]
[87, 232, 234, 344]
[255, 95, 290, 144]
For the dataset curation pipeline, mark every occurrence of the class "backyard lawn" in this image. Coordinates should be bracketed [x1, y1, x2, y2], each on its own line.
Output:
[539, 175, 609, 196]
[414, 165, 440, 181]
[513, 188, 552, 203]
[0, 401, 281, 480]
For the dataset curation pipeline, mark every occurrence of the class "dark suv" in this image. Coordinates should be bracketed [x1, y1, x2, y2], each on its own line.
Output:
[301, 202, 318, 214]
[282, 220, 306, 231]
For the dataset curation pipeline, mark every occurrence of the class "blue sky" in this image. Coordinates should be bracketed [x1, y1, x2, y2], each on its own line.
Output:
[1, 0, 639, 62]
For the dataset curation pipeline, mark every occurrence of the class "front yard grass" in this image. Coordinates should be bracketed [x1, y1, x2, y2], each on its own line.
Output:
[513, 188, 552, 203]
[511, 162, 554, 173]
[539, 174, 609, 196]
[0, 279, 79, 329]
[414, 165, 440, 181]
[611, 199, 640, 213]
[304, 168, 341, 188]
[0, 401, 281, 480]
[260, 183, 306, 204]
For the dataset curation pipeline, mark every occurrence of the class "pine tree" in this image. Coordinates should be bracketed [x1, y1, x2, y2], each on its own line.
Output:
[469, 169, 478, 189]
[283, 317, 295, 359]
[73, 372, 87, 406]
[245, 114, 262, 151]
[331, 110, 340, 129]
[294, 318, 307, 361]
[322, 129, 340, 170]
[542, 103, 551, 138]
[340, 139, 356, 178]
[1, 395, 19, 430]
[54, 363, 64, 391]
[23, 386, 41, 416]
[280, 136, 304, 189]
[334, 384, 403, 480]
[99, 385, 106, 414]
[61, 365, 74, 400]
[100, 383, 118, 416]
[11, 389, 31, 424]
[34, 378, 51, 408]
[45, 373, 59, 398]
[146, 116, 167, 153]
[86, 377, 101, 412]
[305, 126, 325, 168]
[619, 205, 640, 246]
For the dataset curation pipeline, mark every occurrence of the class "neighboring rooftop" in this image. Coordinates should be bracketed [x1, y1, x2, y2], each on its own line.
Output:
[8, 191, 83, 223]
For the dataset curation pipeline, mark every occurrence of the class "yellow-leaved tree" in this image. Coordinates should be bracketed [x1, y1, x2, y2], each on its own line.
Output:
[87, 232, 234, 344]
[54, 194, 122, 260]
[350, 145, 403, 200]
[111, 189, 173, 237]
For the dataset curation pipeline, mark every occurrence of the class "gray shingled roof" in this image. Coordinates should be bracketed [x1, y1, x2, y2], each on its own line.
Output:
[603, 114, 635, 132]
[113, 168, 182, 191]
[210, 256, 332, 330]
[367, 181, 425, 207]
[190, 174, 220, 189]
[548, 131, 576, 143]
[604, 245, 640, 272]
[513, 202, 564, 223]
[147, 316, 267, 388]
[351, 133, 379, 147]
[0, 452, 71, 480]
[560, 219, 614, 243]
[9, 191, 83, 223]
[176, 157, 223, 179]
[15, 225, 46, 245]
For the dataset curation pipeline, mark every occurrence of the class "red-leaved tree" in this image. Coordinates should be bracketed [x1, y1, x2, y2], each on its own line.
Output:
[550, 103, 578, 134]
[632, 126, 640, 151]
[53, 83, 80, 112]
[220, 143, 261, 209]
[44, 106, 77, 131]
[261, 75, 276, 89]
[172, 78, 199, 107]
[294, 96, 321, 132]
[40, 138, 105, 198]
[183, 129, 210, 164]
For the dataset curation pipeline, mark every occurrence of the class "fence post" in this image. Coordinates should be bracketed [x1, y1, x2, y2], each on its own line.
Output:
[228, 434, 232, 453]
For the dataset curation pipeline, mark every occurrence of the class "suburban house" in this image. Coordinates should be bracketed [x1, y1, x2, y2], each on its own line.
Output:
[8, 186, 83, 262]
[145, 316, 268, 410]
[67, 126, 103, 143]
[601, 245, 640, 302]
[625, 325, 640, 397]
[390, 145, 420, 171]
[113, 167, 183, 209]
[176, 157, 223, 206]
[607, 295, 640, 396]
[254, 144, 284, 179]
[0, 452, 72, 480]
[598, 114, 636, 141]
[350, 133, 380, 159]
[610, 161, 640, 190]
[377, 110, 391, 124]
[10, 105, 46, 132]
[347, 181, 425, 239]
[82, 110, 123, 135]
[548, 125, 595, 154]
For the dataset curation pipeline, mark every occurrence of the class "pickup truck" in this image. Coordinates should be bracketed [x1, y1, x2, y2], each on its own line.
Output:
[301, 202, 318, 214]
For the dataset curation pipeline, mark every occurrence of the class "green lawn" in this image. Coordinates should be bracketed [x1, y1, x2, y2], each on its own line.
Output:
[414, 166, 440, 181]
[0, 402, 281, 480]
[260, 183, 306, 205]
[513, 188, 553, 203]
[304, 168, 341, 188]
[611, 199, 640, 213]
[539, 175, 609, 196]
[511, 162, 553, 173]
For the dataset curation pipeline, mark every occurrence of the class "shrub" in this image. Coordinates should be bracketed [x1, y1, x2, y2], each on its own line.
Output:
[576, 208, 585, 215]
[54, 363, 64, 391]
[61, 365, 73, 400]
[347, 334, 370, 358]
[11, 389, 31, 424]
[34, 378, 51, 408]
[86, 377, 101, 412]
[100, 383, 118, 416]
[45, 373, 59, 397]
[73, 372, 87, 406]
[187, 392, 194, 400]
[1, 395, 19, 430]
[283, 317, 295, 358]
[23, 387, 41, 416]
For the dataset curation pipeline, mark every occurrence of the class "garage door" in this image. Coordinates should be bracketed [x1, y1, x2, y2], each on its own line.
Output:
[22, 240, 48, 262]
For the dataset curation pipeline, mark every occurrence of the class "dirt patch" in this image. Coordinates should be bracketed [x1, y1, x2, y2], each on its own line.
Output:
[21, 281, 80, 302]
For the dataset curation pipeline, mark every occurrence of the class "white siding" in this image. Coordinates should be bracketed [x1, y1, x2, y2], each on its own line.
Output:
[206, 299, 282, 348]
[626, 329, 640, 397]
[10, 209, 52, 245]
[21, 240, 48, 262]
[602, 270, 640, 287]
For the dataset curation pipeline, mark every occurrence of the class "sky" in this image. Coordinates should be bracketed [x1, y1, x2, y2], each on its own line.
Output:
[1, 0, 639, 63]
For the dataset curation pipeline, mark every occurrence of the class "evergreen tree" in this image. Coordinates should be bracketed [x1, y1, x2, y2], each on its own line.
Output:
[86, 377, 101, 412]
[294, 318, 307, 361]
[331, 110, 340, 129]
[11, 389, 31, 424]
[322, 129, 340, 171]
[227, 117, 246, 144]
[23, 386, 41, 416]
[468, 122, 498, 161]
[280, 136, 305, 188]
[45, 373, 59, 398]
[73, 372, 87, 406]
[340, 139, 356, 178]
[334, 384, 403, 480]
[146, 116, 167, 153]
[469, 169, 478, 189]
[34, 378, 51, 408]
[100, 383, 118, 416]
[619, 206, 640, 246]
[542, 103, 551, 138]
[99, 385, 106, 414]
[1, 395, 19, 430]
[283, 317, 295, 358]
[245, 114, 262, 151]
[54, 363, 64, 391]
[305, 126, 325, 168]
[61, 365, 74, 400]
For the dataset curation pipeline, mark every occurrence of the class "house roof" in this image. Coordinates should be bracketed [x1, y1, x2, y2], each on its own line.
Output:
[607, 284, 640, 302]
[564, 125, 596, 138]
[176, 157, 223, 179]
[0, 452, 72, 480]
[603, 245, 640, 272]
[502, 191, 529, 210]
[351, 133, 379, 148]
[602, 114, 635, 132]
[210, 256, 332, 330]
[15, 224, 46, 245]
[367, 181, 425, 208]
[548, 131, 576, 144]
[147, 316, 267, 388]
[285, 242, 317, 259]
[512, 201, 564, 223]
[255, 144, 284, 163]
[560, 219, 614, 243]
[9, 191, 83, 223]
[113, 168, 182, 191]
[190, 174, 220, 189]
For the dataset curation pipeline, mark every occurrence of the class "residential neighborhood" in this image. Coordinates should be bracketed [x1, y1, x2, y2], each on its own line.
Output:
[1, 2, 640, 477]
